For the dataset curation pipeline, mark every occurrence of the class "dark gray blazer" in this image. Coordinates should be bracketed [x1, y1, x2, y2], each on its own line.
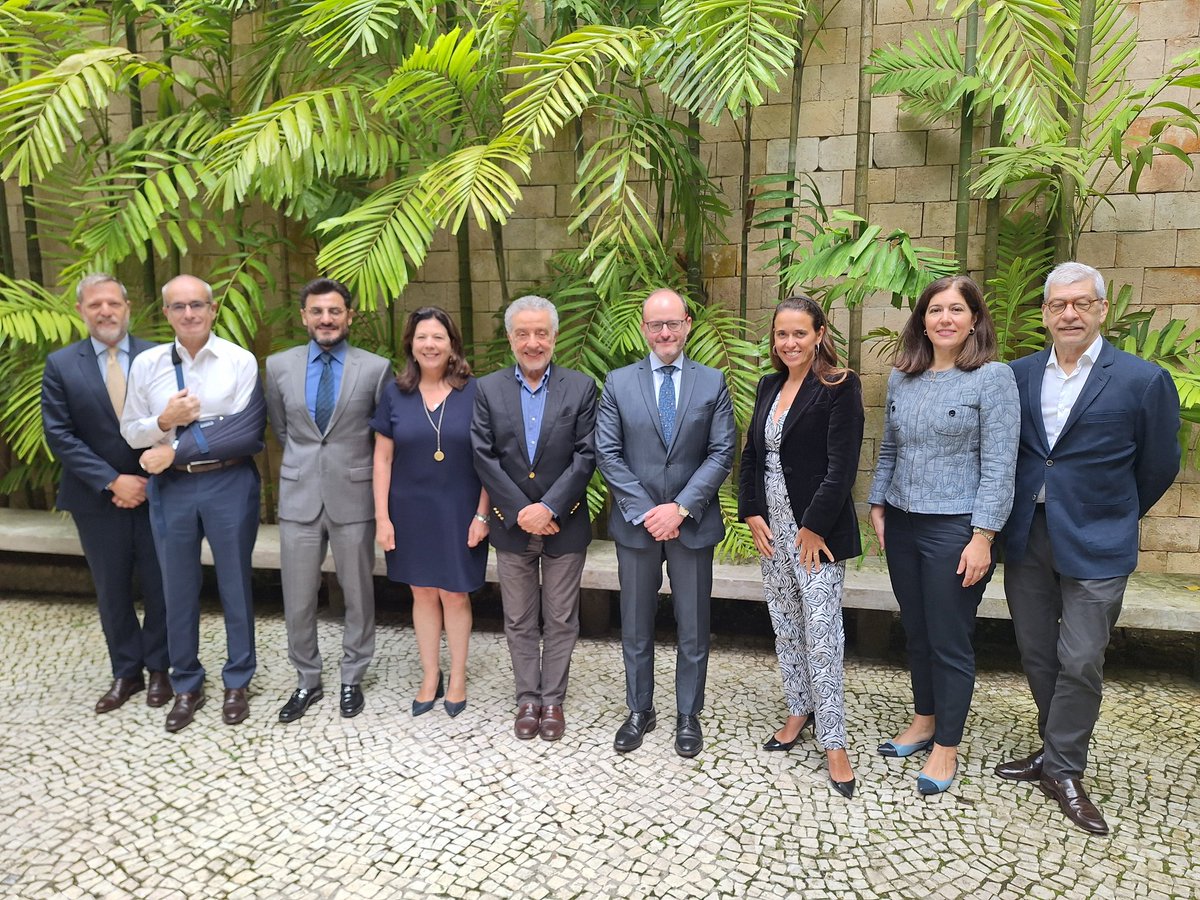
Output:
[595, 355, 735, 551]
[471, 364, 597, 555]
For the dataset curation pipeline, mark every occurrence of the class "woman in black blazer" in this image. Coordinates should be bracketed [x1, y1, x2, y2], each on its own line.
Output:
[738, 295, 865, 798]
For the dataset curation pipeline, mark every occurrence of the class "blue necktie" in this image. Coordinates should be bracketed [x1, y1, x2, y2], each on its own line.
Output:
[658, 364, 676, 444]
[315, 351, 334, 432]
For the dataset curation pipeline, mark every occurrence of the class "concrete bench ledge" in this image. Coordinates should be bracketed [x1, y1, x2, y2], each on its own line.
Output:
[2, 507, 1199, 634]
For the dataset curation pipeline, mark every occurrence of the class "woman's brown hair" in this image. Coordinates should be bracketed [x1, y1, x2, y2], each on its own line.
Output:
[396, 306, 472, 392]
[894, 275, 998, 374]
[769, 295, 849, 386]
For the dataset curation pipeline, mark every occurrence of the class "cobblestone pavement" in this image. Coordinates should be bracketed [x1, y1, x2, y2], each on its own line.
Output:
[0, 596, 1197, 900]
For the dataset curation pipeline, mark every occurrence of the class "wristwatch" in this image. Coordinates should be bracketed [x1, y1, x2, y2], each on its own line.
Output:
[676, 503, 691, 519]
[971, 526, 995, 543]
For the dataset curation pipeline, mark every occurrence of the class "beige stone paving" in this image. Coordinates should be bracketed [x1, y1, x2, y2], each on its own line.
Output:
[0, 595, 1197, 900]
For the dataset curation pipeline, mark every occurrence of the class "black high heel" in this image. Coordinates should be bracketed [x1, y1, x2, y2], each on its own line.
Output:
[830, 775, 856, 799]
[762, 713, 815, 751]
[411, 671, 444, 717]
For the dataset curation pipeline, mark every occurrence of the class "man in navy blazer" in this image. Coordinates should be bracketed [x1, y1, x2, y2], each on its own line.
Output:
[41, 274, 170, 714]
[998, 262, 1180, 835]
[596, 288, 735, 758]
[472, 295, 597, 742]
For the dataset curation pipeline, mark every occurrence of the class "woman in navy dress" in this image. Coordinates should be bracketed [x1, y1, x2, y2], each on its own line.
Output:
[372, 307, 489, 717]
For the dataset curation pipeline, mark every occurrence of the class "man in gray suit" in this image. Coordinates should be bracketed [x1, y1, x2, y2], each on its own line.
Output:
[596, 288, 735, 757]
[472, 295, 597, 742]
[265, 278, 391, 722]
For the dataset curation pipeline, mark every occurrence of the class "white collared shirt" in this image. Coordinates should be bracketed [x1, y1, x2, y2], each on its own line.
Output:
[121, 333, 259, 448]
[90, 334, 130, 383]
[650, 352, 684, 400]
[1041, 334, 1103, 449]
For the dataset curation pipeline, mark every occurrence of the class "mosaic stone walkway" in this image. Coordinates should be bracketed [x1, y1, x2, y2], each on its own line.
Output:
[0, 596, 1196, 899]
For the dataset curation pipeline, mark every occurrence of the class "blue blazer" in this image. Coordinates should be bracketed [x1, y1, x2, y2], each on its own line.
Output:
[42, 336, 158, 515]
[1003, 339, 1180, 579]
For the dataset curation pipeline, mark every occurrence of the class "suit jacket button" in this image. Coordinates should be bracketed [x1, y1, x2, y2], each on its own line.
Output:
[783, 466, 792, 474]
[1046, 459, 1053, 466]
[528, 472, 535, 479]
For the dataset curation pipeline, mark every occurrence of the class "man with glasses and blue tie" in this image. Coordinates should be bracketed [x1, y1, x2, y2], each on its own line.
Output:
[265, 278, 391, 723]
[997, 261, 1180, 834]
[596, 288, 735, 758]
[121, 275, 265, 732]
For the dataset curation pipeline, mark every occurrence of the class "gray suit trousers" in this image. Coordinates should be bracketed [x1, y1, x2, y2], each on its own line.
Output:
[1004, 507, 1126, 780]
[495, 538, 586, 707]
[280, 513, 376, 688]
[616, 540, 713, 716]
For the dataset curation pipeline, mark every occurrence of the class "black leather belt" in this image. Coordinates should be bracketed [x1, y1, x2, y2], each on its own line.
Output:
[170, 457, 248, 474]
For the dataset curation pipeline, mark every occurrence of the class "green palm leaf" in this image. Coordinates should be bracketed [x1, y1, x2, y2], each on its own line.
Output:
[373, 27, 485, 137]
[420, 134, 530, 232]
[315, 174, 436, 307]
[503, 24, 654, 149]
[206, 84, 404, 208]
[0, 277, 83, 348]
[298, 0, 431, 65]
[658, 0, 802, 124]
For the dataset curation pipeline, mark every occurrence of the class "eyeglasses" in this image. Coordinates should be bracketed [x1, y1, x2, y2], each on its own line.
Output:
[1044, 297, 1100, 315]
[511, 329, 552, 341]
[644, 319, 686, 333]
[166, 301, 212, 314]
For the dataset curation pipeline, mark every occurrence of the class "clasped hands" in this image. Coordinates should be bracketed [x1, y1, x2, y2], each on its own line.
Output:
[109, 473, 149, 509]
[643, 502, 684, 542]
[517, 502, 558, 536]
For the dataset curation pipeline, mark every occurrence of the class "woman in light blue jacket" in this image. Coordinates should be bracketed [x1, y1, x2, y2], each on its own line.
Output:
[868, 275, 1019, 795]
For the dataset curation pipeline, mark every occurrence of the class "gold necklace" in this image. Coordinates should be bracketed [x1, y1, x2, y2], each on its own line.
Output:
[422, 392, 447, 462]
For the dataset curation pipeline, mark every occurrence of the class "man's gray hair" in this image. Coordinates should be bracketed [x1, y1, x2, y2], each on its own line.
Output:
[505, 294, 559, 334]
[161, 275, 214, 304]
[76, 273, 127, 303]
[1044, 262, 1106, 303]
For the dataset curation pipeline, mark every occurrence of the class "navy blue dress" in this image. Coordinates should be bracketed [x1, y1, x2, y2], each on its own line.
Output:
[369, 378, 487, 592]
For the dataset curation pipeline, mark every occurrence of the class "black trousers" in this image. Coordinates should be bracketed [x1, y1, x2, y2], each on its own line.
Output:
[884, 506, 994, 746]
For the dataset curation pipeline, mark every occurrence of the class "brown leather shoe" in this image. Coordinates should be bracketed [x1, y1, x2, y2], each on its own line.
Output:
[540, 705, 565, 742]
[994, 747, 1044, 781]
[1039, 775, 1109, 835]
[222, 688, 249, 725]
[165, 691, 206, 732]
[145, 671, 173, 708]
[514, 703, 542, 740]
[95, 676, 144, 713]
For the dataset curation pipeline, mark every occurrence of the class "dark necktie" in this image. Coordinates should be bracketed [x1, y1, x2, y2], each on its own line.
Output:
[658, 364, 676, 444]
[315, 351, 334, 432]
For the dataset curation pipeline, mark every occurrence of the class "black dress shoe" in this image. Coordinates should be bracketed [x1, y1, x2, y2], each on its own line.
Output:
[995, 747, 1045, 781]
[674, 714, 703, 758]
[1039, 775, 1109, 835]
[763, 713, 814, 751]
[830, 776, 856, 799]
[165, 691, 205, 732]
[95, 676, 145, 714]
[340, 683, 364, 718]
[145, 671, 173, 708]
[614, 709, 656, 753]
[278, 687, 324, 723]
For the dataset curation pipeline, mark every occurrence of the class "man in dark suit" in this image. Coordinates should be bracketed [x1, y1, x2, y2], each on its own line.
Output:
[41, 274, 170, 714]
[596, 288, 735, 758]
[471, 295, 597, 742]
[998, 261, 1180, 834]
[266, 278, 391, 722]
[121, 275, 265, 733]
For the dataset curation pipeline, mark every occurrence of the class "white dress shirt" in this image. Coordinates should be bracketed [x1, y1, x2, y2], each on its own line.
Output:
[650, 351, 684, 400]
[121, 333, 259, 448]
[1036, 334, 1103, 501]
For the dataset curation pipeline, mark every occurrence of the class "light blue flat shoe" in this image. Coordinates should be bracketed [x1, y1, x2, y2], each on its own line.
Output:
[877, 737, 934, 758]
[916, 760, 958, 795]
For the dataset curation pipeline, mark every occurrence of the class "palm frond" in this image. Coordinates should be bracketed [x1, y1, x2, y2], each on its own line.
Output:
[658, 0, 802, 124]
[0, 47, 176, 183]
[0, 347, 50, 464]
[0, 277, 83, 348]
[502, 24, 655, 149]
[866, 30, 974, 124]
[298, 0, 431, 65]
[315, 174, 436, 307]
[205, 84, 404, 208]
[420, 134, 530, 232]
[373, 27, 485, 138]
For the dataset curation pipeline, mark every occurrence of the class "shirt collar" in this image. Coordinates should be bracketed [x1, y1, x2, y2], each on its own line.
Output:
[650, 353, 686, 373]
[309, 339, 348, 364]
[515, 363, 551, 393]
[174, 332, 220, 363]
[90, 334, 130, 357]
[1046, 334, 1103, 373]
